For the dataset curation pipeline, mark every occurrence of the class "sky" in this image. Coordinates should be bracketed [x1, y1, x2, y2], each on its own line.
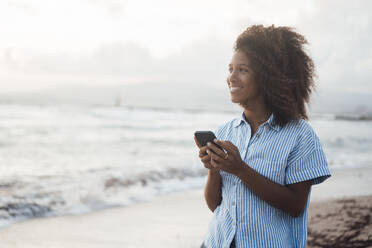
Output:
[0, 0, 371, 113]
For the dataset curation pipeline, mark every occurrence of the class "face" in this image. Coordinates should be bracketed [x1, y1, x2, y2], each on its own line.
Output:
[227, 50, 262, 106]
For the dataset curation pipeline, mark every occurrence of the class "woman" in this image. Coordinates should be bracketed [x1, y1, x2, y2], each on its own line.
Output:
[194, 25, 331, 248]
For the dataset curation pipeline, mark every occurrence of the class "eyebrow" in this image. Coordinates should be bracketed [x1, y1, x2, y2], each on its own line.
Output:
[228, 63, 250, 67]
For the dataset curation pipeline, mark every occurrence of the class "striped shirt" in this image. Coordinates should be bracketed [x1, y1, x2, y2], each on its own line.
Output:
[203, 113, 331, 248]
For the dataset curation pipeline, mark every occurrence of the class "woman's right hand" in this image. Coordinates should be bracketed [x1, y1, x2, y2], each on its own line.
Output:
[194, 136, 215, 170]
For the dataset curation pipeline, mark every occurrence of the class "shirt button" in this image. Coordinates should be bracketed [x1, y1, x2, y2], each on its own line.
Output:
[232, 201, 235, 206]
[256, 133, 260, 138]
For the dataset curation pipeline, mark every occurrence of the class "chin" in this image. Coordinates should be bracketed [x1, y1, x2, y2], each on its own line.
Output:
[230, 98, 249, 109]
[230, 95, 243, 104]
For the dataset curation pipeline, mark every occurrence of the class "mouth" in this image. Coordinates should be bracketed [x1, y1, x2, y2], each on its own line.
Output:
[229, 86, 242, 93]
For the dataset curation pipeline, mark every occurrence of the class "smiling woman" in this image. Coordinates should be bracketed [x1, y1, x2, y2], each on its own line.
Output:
[232, 24, 316, 127]
[195, 25, 331, 248]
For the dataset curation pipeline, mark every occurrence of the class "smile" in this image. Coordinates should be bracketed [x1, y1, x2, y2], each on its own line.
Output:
[230, 87, 242, 93]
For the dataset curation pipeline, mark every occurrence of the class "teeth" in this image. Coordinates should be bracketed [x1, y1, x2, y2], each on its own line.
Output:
[230, 87, 241, 93]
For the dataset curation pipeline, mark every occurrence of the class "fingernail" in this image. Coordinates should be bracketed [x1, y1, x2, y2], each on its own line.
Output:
[206, 149, 210, 154]
[207, 142, 211, 146]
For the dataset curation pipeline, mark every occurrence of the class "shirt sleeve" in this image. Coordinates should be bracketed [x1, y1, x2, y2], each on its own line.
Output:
[285, 123, 331, 185]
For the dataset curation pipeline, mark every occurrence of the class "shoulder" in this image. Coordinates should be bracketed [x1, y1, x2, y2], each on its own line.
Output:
[283, 118, 313, 134]
[283, 119, 324, 156]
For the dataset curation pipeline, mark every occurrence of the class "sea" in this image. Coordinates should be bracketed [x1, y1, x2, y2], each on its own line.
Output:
[0, 103, 371, 228]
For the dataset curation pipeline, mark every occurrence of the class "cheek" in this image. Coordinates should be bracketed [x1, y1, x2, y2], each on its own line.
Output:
[244, 74, 256, 86]
[241, 76, 251, 87]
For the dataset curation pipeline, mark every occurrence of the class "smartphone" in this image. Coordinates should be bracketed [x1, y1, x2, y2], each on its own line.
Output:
[194, 131, 223, 151]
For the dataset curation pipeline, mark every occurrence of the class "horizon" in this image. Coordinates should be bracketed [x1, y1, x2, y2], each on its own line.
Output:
[1, 82, 371, 117]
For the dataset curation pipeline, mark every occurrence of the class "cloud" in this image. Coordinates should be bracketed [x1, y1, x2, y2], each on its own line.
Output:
[297, 0, 372, 94]
[1, 35, 232, 87]
[1, 0, 371, 113]
[86, 0, 126, 16]
[1, 43, 151, 75]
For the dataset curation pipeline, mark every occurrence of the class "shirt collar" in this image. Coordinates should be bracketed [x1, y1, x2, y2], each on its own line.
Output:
[233, 112, 281, 132]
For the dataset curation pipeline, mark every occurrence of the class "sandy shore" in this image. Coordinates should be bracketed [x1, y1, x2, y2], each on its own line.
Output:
[307, 196, 372, 248]
[0, 167, 371, 248]
[0, 189, 211, 248]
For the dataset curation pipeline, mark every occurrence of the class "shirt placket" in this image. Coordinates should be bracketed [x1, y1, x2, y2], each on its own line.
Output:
[230, 124, 251, 241]
[242, 124, 252, 159]
[237, 125, 265, 209]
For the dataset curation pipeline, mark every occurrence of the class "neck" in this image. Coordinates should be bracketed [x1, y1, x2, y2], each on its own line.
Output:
[242, 105, 271, 132]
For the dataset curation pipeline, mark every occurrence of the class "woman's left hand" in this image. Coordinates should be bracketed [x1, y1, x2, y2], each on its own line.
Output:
[206, 139, 245, 176]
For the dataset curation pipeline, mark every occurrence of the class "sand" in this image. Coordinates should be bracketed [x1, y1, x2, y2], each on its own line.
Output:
[0, 189, 211, 248]
[0, 167, 371, 248]
[308, 196, 372, 248]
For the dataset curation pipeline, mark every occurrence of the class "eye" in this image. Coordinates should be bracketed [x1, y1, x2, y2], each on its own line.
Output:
[228, 67, 233, 73]
[240, 68, 249, 73]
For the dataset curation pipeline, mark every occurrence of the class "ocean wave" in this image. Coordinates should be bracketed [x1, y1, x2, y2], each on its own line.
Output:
[335, 114, 372, 121]
[0, 166, 207, 229]
[104, 167, 206, 189]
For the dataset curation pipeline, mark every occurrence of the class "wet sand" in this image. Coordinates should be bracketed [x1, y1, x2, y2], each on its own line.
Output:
[0, 167, 371, 247]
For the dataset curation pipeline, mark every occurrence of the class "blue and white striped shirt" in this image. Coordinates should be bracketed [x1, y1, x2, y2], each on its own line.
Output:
[203, 113, 331, 248]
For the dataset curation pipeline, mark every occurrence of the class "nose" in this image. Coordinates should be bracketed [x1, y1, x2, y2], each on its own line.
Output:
[226, 77, 230, 85]
[228, 70, 238, 84]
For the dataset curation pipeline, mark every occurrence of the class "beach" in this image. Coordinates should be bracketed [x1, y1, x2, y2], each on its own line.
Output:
[307, 196, 372, 248]
[0, 167, 371, 248]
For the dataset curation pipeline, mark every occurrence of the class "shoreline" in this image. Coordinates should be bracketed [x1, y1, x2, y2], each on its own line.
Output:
[0, 167, 371, 247]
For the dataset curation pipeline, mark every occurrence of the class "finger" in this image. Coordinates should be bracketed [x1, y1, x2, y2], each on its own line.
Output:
[199, 147, 208, 157]
[213, 139, 235, 154]
[207, 142, 226, 157]
[224, 140, 240, 155]
[210, 152, 224, 164]
[203, 163, 213, 169]
[201, 155, 211, 163]
[194, 136, 201, 148]
[217, 140, 239, 155]
[200, 146, 208, 153]
[211, 157, 222, 169]
[225, 140, 237, 149]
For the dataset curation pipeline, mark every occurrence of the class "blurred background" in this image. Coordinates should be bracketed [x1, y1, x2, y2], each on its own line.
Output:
[0, 0, 371, 228]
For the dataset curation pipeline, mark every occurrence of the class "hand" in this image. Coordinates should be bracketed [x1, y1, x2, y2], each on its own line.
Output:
[207, 139, 245, 176]
[194, 136, 215, 170]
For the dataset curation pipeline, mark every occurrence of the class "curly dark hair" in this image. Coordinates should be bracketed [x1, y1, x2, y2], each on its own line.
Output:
[234, 24, 316, 127]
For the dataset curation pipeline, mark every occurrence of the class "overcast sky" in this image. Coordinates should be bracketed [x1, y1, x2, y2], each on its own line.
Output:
[0, 0, 371, 112]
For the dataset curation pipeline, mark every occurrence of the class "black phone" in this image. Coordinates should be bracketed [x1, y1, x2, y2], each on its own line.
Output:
[194, 131, 223, 151]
